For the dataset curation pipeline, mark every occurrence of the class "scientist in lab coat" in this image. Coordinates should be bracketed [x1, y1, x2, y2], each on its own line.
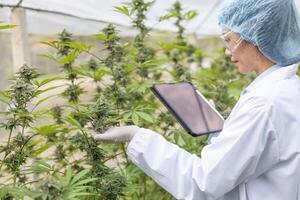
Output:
[93, 0, 300, 199]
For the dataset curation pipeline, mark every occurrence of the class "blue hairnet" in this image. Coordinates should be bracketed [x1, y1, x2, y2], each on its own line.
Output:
[218, 0, 300, 66]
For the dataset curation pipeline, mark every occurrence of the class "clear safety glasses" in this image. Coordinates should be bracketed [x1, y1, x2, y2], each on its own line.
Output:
[220, 31, 243, 53]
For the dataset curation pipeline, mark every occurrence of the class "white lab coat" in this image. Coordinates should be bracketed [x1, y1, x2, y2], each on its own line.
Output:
[127, 64, 300, 200]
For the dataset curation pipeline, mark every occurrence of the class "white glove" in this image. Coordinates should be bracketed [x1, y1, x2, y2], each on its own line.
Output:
[93, 125, 140, 142]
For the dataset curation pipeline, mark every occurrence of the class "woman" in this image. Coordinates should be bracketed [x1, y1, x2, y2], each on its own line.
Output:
[93, 0, 300, 199]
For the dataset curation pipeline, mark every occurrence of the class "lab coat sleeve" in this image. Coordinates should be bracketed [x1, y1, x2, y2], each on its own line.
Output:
[126, 98, 280, 200]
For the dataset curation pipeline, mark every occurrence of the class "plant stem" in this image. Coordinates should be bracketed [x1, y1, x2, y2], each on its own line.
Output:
[142, 174, 146, 200]
[21, 124, 25, 136]
[103, 152, 123, 163]
[0, 128, 14, 171]
[121, 144, 129, 163]
[85, 51, 104, 62]
[20, 133, 39, 153]
[13, 175, 16, 186]
[80, 129, 92, 150]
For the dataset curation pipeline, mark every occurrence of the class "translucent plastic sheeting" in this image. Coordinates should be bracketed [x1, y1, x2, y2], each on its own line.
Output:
[0, 0, 222, 37]
[1, 0, 300, 37]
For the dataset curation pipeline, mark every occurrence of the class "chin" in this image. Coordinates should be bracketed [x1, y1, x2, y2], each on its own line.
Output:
[236, 64, 252, 75]
[238, 69, 249, 75]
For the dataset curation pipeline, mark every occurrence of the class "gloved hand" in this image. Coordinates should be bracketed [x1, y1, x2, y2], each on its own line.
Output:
[93, 125, 140, 142]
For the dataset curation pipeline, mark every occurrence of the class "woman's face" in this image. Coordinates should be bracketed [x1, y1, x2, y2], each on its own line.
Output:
[221, 30, 261, 75]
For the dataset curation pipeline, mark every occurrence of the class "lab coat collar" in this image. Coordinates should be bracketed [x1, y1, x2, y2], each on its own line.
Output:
[241, 63, 299, 95]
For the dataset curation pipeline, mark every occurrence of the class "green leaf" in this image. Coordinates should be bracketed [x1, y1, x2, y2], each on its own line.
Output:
[173, 131, 180, 144]
[92, 32, 118, 41]
[64, 42, 92, 52]
[0, 90, 10, 98]
[68, 192, 95, 197]
[38, 52, 57, 61]
[92, 33, 107, 41]
[0, 24, 17, 30]
[40, 41, 59, 49]
[0, 91, 11, 105]
[114, 6, 130, 16]
[72, 177, 98, 187]
[31, 143, 53, 157]
[33, 124, 63, 135]
[0, 186, 41, 199]
[54, 169, 97, 199]
[34, 94, 57, 107]
[32, 109, 49, 118]
[184, 10, 198, 20]
[66, 167, 72, 184]
[136, 111, 154, 123]
[122, 112, 132, 121]
[64, 116, 82, 129]
[58, 50, 79, 64]
[76, 66, 110, 80]
[140, 59, 158, 68]
[128, 2, 136, 15]
[159, 42, 189, 51]
[28, 137, 43, 147]
[0, 146, 6, 153]
[132, 112, 139, 125]
[143, 1, 155, 10]
[95, 68, 111, 79]
[26, 160, 54, 174]
[33, 76, 63, 87]
[124, 65, 136, 73]
[70, 168, 90, 185]
[33, 85, 63, 97]
[159, 12, 179, 21]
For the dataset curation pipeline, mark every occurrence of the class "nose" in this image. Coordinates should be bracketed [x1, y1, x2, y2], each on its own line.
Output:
[225, 48, 232, 57]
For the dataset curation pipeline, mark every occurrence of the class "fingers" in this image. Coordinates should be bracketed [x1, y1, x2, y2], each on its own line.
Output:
[93, 128, 119, 141]
[92, 127, 126, 142]
[92, 125, 139, 142]
[93, 133, 117, 141]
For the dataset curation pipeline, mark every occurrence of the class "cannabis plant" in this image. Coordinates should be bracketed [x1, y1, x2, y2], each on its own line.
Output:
[159, 1, 202, 82]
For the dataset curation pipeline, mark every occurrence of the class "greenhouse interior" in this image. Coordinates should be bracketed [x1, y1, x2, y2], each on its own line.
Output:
[1, 0, 300, 199]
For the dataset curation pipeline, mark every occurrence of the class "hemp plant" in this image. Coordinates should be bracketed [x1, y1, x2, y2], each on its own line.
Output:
[131, 0, 156, 78]
[114, 0, 160, 121]
[0, 65, 75, 199]
[57, 30, 84, 103]
[89, 23, 155, 166]
[0, 65, 40, 183]
[41, 28, 128, 199]
[93, 22, 156, 127]
[116, 0, 156, 77]
[113, 1, 179, 199]
[42, 30, 88, 167]
[98, 24, 130, 110]
[159, 1, 202, 82]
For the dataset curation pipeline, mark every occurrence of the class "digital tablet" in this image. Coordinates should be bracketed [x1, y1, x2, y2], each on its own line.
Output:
[150, 82, 224, 136]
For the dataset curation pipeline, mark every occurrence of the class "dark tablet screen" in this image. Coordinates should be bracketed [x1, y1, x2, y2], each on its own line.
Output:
[151, 82, 224, 136]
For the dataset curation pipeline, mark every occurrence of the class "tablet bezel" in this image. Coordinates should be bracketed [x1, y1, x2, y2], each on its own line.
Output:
[150, 82, 224, 136]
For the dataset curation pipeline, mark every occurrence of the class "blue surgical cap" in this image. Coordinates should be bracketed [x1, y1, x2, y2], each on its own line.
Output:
[218, 0, 300, 66]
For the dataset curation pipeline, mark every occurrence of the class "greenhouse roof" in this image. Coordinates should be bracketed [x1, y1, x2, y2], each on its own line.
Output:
[2, 0, 300, 37]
